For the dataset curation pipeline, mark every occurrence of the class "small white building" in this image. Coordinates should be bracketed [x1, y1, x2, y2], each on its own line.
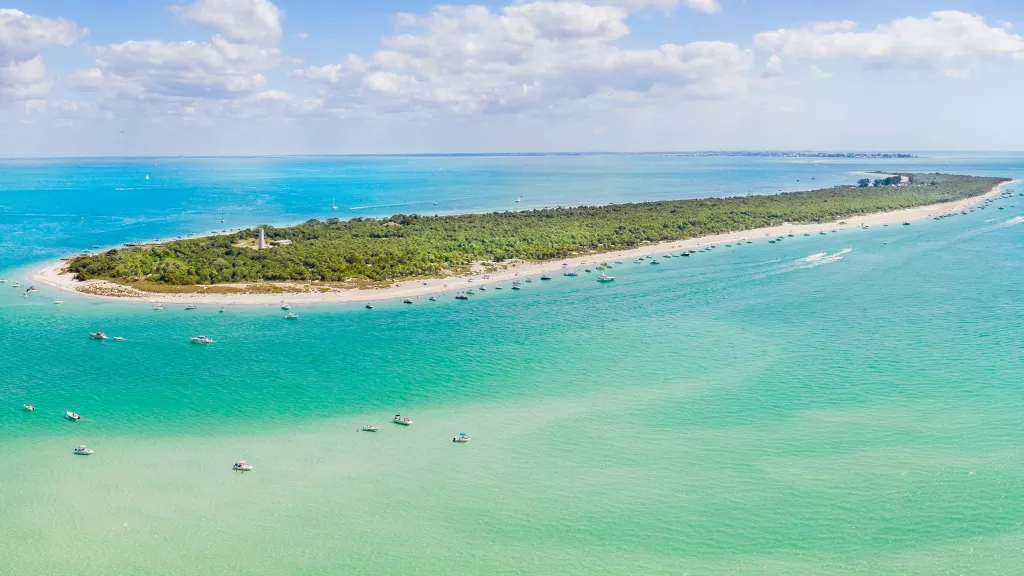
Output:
[270, 239, 293, 247]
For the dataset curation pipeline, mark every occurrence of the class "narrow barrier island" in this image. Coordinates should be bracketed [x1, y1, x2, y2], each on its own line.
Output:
[66, 173, 1007, 287]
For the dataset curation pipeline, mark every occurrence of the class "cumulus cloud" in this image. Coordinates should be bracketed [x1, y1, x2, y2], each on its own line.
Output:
[762, 54, 782, 77]
[596, 0, 720, 14]
[295, 1, 751, 114]
[173, 0, 283, 44]
[73, 35, 280, 100]
[754, 11, 1024, 70]
[0, 9, 83, 101]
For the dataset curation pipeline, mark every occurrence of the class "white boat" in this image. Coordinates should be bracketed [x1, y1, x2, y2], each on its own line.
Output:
[281, 304, 290, 310]
[0, 279, 7, 283]
[365, 304, 373, 309]
[74, 445, 94, 455]
[232, 460, 254, 471]
[154, 304, 164, 310]
[597, 273, 615, 282]
[219, 307, 225, 313]
[113, 336, 125, 342]
[285, 313, 298, 320]
[403, 299, 413, 304]
[66, 411, 81, 421]
[361, 425, 379, 432]
[53, 300, 64, 305]
[191, 335, 214, 344]
[393, 414, 412, 426]
[89, 331, 108, 340]
[23, 404, 34, 412]
[12, 283, 21, 288]
[452, 433, 470, 443]
[429, 296, 437, 301]
[26, 286, 37, 292]
[185, 305, 198, 310]
[650, 260, 660, 265]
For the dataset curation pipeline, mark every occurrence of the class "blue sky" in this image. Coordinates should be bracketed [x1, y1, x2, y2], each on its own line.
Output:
[3, 0, 1024, 156]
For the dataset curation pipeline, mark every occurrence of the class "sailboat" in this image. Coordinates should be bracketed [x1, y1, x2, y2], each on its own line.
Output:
[331, 198, 338, 210]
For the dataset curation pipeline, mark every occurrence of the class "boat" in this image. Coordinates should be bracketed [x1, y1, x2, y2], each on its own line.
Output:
[393, 414, 412, 426]
[191, 335, 214, 344]
[92, 245, 100, 249]
[585, 269, 592, 273]
[681, 252, 690, 257]
[403, 299, 414, 304]
[768, 240, 776, 244]
[564, 271, 578, 277]
[154, 304, 164, 310]
[0, 279, 7, 283]
[281, 304, 290, 310]
[465, 289, 475, 295]
[53, 300, 64, 305]
[453, 433, 471, 443]
[597, 273, 615, 282]
[650, 260, 660, 265]
[455, 294, 469, 300]
[232, 460, 254, 471]
[429, 296, 437, 301]
[73, 445, 94, 455]
[26, 286, 37, 292]
[615, 261, 623, 264]
[23, 404, 34, 412]
[903, 222, 911, 226]
[511, 285, 521, 290]
[113, 336, 125, 342]
[525, 278, 533, 283]
[478, 286, 486, 291]
[89, 331, 108, 340]
[66, 411, 81, 421]
[365, 304, 373, 309]
[494, 286, 503, 290]
[285, 313, 298, 319]
[185, 305, 198, 310]
[12, 283, 20, 288]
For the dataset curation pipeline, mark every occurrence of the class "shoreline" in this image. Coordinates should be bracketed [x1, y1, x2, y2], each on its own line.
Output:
[29, 180, 1016, 306]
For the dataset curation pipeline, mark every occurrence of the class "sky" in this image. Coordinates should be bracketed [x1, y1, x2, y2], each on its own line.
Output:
[3, 0, 1024, 156]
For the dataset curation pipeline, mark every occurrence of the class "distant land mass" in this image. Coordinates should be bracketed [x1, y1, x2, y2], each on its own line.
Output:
[666, 151, 916, 159]
[65, 173, 1001, 289]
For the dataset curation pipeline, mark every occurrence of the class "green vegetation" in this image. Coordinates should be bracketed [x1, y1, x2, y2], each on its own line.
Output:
[67, 173, 1006, 286]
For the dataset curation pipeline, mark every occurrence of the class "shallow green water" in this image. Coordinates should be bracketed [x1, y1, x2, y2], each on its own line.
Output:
[1, 156, 1023, 574]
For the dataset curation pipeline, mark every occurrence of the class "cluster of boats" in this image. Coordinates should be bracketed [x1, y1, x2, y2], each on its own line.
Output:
[359, 415, 470, 443]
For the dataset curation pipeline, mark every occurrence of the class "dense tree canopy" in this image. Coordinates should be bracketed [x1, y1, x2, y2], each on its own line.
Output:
[67, 173, 1007, 286]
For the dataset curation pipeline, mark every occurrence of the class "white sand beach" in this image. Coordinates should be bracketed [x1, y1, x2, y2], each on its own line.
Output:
[30, 181, 1016, 306]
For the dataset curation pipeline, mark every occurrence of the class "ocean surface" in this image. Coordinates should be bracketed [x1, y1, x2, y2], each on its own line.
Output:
[1, 154, 1022, 575]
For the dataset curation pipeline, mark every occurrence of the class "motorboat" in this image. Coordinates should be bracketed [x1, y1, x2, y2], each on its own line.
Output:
[74, 445, 94, 455]
[540, 275, 552, 280]
[285, 312, 298, 319]
[281, 304, 290, 310]
[0, 279, 7, 283]
[393, 414, 412, 426]
[511, 285, 521, 290]
[403, 299, 414, 304]
[219, 307, 226, 313]
[429, 296, 437, 301]
[89, 331, 108, 340]
[525, 278, 533, 283]
[232, 461, 254, 471]
[453, 433, 471, 443]
[12, 283, 21, 288]
[54, 300, 64, 305]
[66, 411, 81, 421]
[650, 260, 660, 265]
[494, 286, 503, 290]
[564, 271, 578, 277]
[361, 425, 379, 432]
[365, 304, 373, 309]
[455, 294, 469, 300]
[26, 286, 37, 292]
[478, 286, 486, 291]
[154, 304, 164, 310]
[597, 273, 615, 282]
[113, 336, 125, 342]
[465, 289, 475, 295]
[185, 305, 198, 310]
[191, 335, 214, 344]
[23, 404, 34, 412]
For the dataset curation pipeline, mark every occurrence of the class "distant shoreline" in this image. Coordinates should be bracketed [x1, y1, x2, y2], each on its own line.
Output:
[30, 180, 1015, 307]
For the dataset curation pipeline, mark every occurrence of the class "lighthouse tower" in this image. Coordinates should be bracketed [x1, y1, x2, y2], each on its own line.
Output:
[258, 227, 265, 249]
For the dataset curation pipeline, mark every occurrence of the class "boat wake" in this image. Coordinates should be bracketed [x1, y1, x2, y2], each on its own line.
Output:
[798, 248, 851, 269]
[995, 215, 1024, 228]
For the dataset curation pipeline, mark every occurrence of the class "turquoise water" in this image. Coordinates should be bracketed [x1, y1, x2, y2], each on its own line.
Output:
[1, 155, 1023, 574]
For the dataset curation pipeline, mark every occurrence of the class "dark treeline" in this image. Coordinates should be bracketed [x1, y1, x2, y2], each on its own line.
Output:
[67, 173, 1006, 286]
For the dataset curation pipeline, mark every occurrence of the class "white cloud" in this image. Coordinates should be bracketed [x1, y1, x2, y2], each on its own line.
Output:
[296, 1, 750, 114]
[0, 9, 83, 58]
[754, 11, 1024, 70]
[173, 0, 283, 44]
[762, 54, 782, 77]
[0, 9, 83, 101]
[594, 0, 720, 14]
[297, 32, 309, 40]
[74, 35, 280, 100]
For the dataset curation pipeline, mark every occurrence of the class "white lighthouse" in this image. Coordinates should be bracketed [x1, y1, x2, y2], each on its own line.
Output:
[258, 227, 265, 249]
